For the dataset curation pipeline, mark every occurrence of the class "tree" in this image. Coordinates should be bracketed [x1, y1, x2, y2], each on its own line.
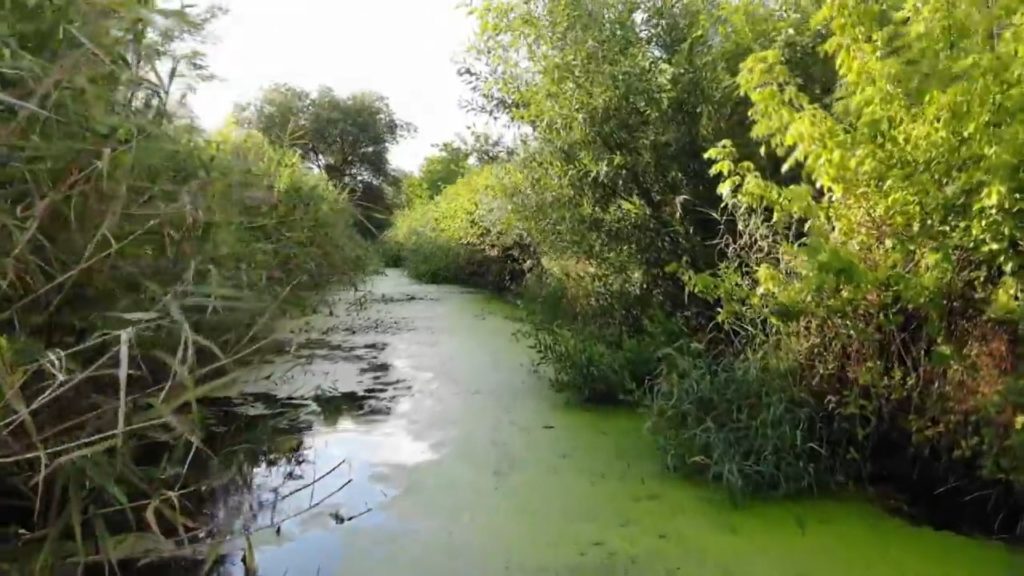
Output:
[400, 141, 471, 207]
[235, 85, 415, 236]
[396, 131, 512, 208]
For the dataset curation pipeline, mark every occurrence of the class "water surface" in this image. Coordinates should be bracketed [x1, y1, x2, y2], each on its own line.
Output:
[216, 270, 1020, 575]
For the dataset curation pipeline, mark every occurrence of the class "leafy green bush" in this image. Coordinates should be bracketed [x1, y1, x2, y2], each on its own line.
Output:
[387, 163, 532, 289]
[704, 0, 1024, 493]
[522, 270, 686, 402]
[528, 320, 676, 404]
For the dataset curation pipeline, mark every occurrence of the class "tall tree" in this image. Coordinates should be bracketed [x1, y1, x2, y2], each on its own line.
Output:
[235, 84, 414, 236]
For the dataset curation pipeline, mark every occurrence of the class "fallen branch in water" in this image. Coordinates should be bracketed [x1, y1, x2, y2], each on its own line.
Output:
[276, 458, 348, 503]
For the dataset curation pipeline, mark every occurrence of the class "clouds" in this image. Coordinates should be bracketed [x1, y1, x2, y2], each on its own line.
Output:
[189, 0, 476, 171]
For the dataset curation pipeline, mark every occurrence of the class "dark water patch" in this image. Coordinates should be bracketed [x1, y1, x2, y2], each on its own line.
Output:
[335, 315, 406, 336]
[314, 374, 410, 421]
[369, 375, 407, 386]
[314, 391, 391, 420]
[243, 337, 398, 394]
[286, 338, 388, 364]
[358, 360, 391, 375]
[869, 441, 1024, 541]
[63, 392, 327, 576]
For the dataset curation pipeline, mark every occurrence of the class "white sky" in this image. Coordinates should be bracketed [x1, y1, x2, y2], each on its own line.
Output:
[189, 0, 478, 172]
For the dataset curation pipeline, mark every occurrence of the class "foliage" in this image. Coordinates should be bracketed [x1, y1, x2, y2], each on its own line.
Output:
[395, 133, 513, 210]
[702, 0, 1024, 496]
[384, 0, 1024, 531]
[387, 162, 532, 289]
[650, 342, 835, 497]
[448, 2, 837, 439]
[0, 1, 370, 571]
[529, 310, 686, 404]
[463, 0, 832, 321]
[399, 141, 472, 207]
[235, 84, 414, 237]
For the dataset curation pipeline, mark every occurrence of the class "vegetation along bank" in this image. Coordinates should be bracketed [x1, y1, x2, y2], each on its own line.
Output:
[0, 1, 407, 571]
[385, 0, 1024, 539]
[3, 0, 1024, 572]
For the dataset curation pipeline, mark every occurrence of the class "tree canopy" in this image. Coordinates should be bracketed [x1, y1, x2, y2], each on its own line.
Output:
[235, 84, 414, 236]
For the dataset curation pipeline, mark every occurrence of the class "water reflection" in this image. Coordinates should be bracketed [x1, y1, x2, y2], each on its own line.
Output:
[101, 271, 1019, 576]
[91, 283, 433, 575]
[202, 290, 434, 575]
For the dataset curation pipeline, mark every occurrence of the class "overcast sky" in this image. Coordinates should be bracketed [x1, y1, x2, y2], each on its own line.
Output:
[189, 0, 478, 172]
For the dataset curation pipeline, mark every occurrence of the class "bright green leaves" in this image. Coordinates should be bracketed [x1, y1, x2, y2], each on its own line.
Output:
[387, 160, 528, 287]
[722, 0, 1024, 327]
[989, 276, 1023, 320]
[398, 141, 472, 208]
[700, 0, 1024, 494]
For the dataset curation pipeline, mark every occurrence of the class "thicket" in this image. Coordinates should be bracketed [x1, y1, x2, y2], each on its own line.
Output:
[1, 1, 372, 571]
[386, 139, 531, 289]
[389, 0, 1024, 537]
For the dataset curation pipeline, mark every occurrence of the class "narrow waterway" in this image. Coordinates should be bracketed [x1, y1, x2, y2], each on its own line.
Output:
[214, 270, 1020, 575]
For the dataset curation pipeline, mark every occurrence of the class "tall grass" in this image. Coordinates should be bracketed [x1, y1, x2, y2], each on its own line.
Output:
[1, 2, 371, 571]
[649, 341, 835, 497]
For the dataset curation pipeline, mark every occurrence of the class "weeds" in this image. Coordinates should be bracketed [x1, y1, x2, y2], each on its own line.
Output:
[649, 341, 835, 497]
[1, 1, 371, 571]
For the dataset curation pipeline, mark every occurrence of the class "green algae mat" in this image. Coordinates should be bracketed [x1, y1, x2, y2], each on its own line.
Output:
[220, 271, 1021, 576]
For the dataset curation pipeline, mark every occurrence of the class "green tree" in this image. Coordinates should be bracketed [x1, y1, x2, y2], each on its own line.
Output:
[401, 141, 472, 205]
[396, 131, 512, 208]
[463, 0, 831, 326]
[235, 85, 414, 236]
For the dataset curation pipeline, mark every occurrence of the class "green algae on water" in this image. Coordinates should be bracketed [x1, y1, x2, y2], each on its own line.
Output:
[226, 271, 1023, 576]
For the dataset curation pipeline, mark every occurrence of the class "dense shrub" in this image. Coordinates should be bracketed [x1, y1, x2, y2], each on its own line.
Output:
[386, 0, 1024, 535]
[529, 314, 685, 404]
[699, 0, 1024, 505]
[387, 163, 532, 290]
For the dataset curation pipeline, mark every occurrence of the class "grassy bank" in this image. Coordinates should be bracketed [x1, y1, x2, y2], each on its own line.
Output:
[1, 2, 372, 571]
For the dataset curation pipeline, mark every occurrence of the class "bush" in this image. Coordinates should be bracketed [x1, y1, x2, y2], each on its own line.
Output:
[701, 0, 1024, 501]
[649, 342, 835, 496]
[387, 163, 532, 290]
[526, 301, 686, 403]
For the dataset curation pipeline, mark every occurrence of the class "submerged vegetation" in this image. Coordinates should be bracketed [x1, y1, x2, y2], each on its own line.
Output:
[0, 1, 387, 571]
[387, 0, 1024, 539]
